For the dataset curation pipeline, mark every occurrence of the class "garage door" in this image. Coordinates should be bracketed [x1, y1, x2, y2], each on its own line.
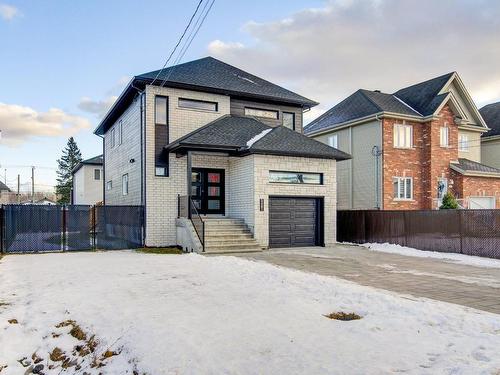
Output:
[469, 196, 496, 209]
[269, 197, 321, 248]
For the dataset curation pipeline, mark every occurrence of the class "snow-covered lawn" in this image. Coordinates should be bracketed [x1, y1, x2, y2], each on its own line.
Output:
[1, 251, 500, 374]
[355, 242, 500, 269]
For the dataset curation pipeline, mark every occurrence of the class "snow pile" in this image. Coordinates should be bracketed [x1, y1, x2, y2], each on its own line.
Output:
[1, 251, 500, 374]
[246, 128, 272, 147]
[355, 242, 500, 269]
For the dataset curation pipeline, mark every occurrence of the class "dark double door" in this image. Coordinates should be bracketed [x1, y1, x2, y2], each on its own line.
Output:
[191, 168, 225, 215]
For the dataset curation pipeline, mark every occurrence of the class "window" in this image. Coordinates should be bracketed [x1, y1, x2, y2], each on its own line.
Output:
[393, 177, 413, 200]
[459, 134, 469, 151]
[118, 120, 123, 145]
[393, 123, 412, 148]
[269, 171, 323, 185]
[328, 134, 338, 148]
[244, 107, 279, 119]
[106, 181, 112, 191]
[110, 128, 116, 148]
[440, 126, 449, 147]
[94, 169, 101, 180]
[178, 98, 218, 112]
[155, 167, 168, 176]
[155, 96, 168, 125]
[122, 174, 129, 196]
[282, 112, 295, 130]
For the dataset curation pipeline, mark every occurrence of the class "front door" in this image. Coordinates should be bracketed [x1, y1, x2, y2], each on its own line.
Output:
[191, 168, 225, 215]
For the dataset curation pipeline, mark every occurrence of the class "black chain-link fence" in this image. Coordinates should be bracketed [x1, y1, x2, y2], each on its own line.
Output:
[338, 209, 500, 259]
[0, 204, 144, 254]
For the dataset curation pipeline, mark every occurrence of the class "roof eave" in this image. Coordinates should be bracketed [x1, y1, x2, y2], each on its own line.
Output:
[450, 163, 500, 178]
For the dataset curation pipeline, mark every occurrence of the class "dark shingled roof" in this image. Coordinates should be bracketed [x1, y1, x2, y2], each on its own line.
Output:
[305, 72, 455, 135]
[165, 115, 350, 160]
[137, 57, 317, 107]
[451, 158, 500, 175]
[480, 102, 500, 137]
[0, 181, 11, 192]
[72, 155, 103, 174]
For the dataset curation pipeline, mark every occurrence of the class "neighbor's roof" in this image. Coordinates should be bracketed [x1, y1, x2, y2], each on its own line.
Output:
[95, 57, 318, 135]
[71, 155, 103, 174]
[450, 158, 500, 177]
[305, 72, 455, 135]
[165, 115, 351, 160]
[480, 102, 500, 138]
[0, 181, 11, 192]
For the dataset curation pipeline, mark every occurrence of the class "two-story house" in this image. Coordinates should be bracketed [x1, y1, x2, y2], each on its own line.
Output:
[94, 57, 350, 251]
[480, 102, 500, 169]
[305, 72, 500, 210]
[71, 155, 104, 205]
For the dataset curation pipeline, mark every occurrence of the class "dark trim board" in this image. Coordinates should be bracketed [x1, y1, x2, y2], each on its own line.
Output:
[268, 196, 324, 248]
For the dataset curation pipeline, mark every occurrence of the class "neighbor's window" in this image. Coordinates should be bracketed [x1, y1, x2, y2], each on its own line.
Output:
[110, 128, 116, 148]
[459, 134, 469, 151]
[118, 120, 123, 145]
[440, 125, 449, 147]
[122, 174, 129, 196]
[155, 96, 168, 125]
[269, 171, 323, 185]
[106, 181, 112, 191]
[282, 112, 295, 130]
[178, 98, 218, 112]
[328, 134, 338, 148]
[393, 177, 412, 200]
[244, 107, 279, 119]
[155, 167, 168, 177]
[393, 124, 412, 148]
[94, 169, 101, 180]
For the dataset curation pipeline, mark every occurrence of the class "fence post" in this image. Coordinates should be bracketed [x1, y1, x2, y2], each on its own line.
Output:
[0, 205, 4, 254]
[404, 211, 409, 247]
[363, 210, 367, 243]
[92, 205, 97, 250]
[62, 205, 66, 252]
[458, 210, 463, 254]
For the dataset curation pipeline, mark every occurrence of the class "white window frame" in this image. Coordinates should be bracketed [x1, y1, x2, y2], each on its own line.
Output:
[106, 181, 112, 191]
[328, 134, 338, 149]
[393, 123, 413, 149]
[459, 134, 469, 152]
[122, 174, 129, 196]
[393, 177, 413, 200]
[110, 128, 116, 148]
[440, 126, 449, 147]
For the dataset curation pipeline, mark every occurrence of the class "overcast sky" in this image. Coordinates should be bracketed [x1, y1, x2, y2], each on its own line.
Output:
[1, 0, 499, 190]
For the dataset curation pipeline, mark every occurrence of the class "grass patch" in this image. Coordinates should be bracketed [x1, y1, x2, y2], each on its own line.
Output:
[324, 311, 362, 321]
[137, 247, 183, 254]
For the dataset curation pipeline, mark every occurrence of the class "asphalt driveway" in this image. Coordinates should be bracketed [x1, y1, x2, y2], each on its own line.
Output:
[229, 244, 500, 315]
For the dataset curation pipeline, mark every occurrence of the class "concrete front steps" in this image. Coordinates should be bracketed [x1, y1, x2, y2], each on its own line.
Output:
[203, 217, 262, 253]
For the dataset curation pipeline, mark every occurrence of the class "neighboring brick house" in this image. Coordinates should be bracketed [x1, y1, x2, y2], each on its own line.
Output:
[94, 57, 349, 251]
[71, 155, 104, 205]
[480, 102, 500, 169]
[305, 72, 500, 210]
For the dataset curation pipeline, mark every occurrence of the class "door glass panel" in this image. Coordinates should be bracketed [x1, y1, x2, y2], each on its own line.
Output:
[208, 200, 220, 210]
[191, 186, 201, 196]
[193, 200, 201, 209]
[208, 187, 220, 197]
[191, 172, 201, 182]
[208, 173, 220, 183]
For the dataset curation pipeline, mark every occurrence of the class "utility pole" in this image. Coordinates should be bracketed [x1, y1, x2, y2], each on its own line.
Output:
[17, 174, 20, 204]
[31, 166, 35, 203]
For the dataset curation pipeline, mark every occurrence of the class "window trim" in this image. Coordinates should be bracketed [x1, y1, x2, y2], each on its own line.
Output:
[269, 170, 323, 185]
[393, 176, 413, 201]
[282, 111, 295, 130]
[393, 123, 413, 149]
[459, 134, 469, 152]
[328, 134, 338, 149]
[122, 174, 129, 196]
[155, 95, 168, 126]
[244, 107, 279, 120]
[178, 97, 218, 112]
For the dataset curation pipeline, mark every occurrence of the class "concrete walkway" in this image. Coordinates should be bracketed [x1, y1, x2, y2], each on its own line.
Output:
[229, 244, 500, 315]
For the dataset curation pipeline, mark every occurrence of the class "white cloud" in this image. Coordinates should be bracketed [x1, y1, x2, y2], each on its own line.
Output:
[0, 4, 19, 20]
[208, 0, 500, 123]
[0, 103, 91, 147]
[78, 96, 118, 118]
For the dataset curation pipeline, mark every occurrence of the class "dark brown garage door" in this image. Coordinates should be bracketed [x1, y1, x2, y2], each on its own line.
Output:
[269, 197, 321, 248]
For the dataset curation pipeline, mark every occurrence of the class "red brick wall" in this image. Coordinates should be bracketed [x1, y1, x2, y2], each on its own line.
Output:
[451, 170, 500, 208]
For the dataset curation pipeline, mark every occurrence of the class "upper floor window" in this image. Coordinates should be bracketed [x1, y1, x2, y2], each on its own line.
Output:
[440, 126, 449, 147]
[110, 128, 116, 148]
[155, 96, 168, 125]
[118, 120, 123, 145]
[178, 98, 218, 112]
[106, 181, 112, 191]
[269, 171, 323, 185]
[393, 123, 412, 149]
[459, 134, 469, 151]
[393, 177, 412, 200]
[328, 134, 338, 149]
[282, 112, 295, 130]
[122, 174, 129, 196]
[94, 169, 101, 181]
[244, 107, 279, 119]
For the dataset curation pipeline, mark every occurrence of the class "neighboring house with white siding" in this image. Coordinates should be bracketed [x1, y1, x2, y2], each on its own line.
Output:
[306, 72, 500, 210]
[71, 155, 103, 205]
[480, 102, 500, 169]
[94, 57, 350, 252]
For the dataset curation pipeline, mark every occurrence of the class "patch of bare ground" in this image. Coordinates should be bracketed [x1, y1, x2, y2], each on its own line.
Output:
[324, 311, 362, 321]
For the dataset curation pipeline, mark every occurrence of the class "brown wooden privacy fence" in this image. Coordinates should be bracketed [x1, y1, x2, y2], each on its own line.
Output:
[337, 209, 500, 260]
